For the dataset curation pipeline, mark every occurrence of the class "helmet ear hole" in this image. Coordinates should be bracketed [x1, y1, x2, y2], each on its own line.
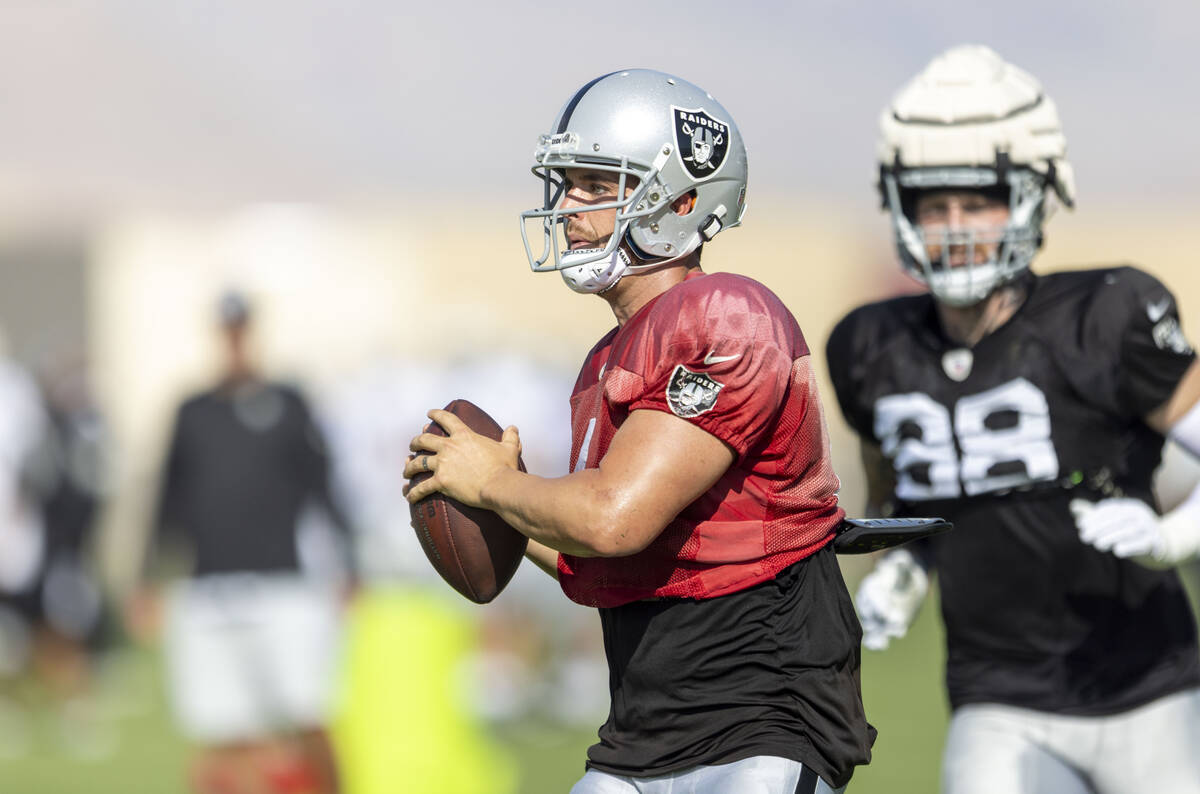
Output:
[672, 190, 698, 216]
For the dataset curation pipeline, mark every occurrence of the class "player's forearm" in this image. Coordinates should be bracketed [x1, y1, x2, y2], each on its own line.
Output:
[480, 466, 654, 558]
[523, 540, 560, 579]
[1150, 388, 1200, 565]
[1074, 392, 1200, 567]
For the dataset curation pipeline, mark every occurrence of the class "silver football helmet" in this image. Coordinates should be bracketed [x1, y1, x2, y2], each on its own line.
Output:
[520, 69, 749, 293]
[877, 45, 1076, 307]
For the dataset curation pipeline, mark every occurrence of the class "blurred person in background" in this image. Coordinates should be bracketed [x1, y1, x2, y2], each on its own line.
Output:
[407, 69, 874, 793]
[0, 327, 115, 761]
[827, 45, 1200, 793]
[0, 323, 52, 758]
[29, 351, 115, 757]
[138, 290, 354, 794]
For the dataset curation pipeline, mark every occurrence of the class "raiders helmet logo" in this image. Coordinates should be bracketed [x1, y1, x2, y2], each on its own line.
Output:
[672, 106, 730, 181]
[666, 365, 723, 418]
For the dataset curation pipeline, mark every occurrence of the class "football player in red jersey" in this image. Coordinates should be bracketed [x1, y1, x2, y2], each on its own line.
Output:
[404, 69, 874, 793]
[827, 46, 1200, 793]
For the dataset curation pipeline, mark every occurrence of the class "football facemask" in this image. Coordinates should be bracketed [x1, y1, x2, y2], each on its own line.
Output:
[883, 165, 1048, 307]
[520, 147, 670, 294]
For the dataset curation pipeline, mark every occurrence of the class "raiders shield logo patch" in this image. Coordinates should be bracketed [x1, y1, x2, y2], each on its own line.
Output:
[666, 365, 723, 418]
[672, 106, 730, 181]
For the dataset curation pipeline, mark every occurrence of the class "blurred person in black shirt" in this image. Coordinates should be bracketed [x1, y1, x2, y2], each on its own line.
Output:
[139, 291, 353, 794]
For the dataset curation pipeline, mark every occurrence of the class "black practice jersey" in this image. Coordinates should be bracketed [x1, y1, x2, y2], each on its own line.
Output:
[588, 547, 874, 789]
[827, 266, 1200, 715]
[153, 380, 350, 578]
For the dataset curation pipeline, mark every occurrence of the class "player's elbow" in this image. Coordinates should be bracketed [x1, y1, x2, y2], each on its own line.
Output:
[581, 528, 655, 558]
[579, 503, 662, 558]
[581, 533, 645, 558]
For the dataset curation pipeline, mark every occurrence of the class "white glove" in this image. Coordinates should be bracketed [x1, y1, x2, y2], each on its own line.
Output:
[855, 548, 928, 651]
[1071, 497, 1200, 569]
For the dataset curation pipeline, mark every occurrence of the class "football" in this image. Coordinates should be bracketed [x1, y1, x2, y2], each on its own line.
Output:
[409, 399, 528, 603]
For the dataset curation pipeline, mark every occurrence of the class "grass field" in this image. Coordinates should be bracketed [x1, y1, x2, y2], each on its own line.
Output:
[0, 585, 951, 794]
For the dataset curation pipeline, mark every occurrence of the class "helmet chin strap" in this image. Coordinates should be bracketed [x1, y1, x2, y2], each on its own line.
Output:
[559, 244, 633, 294]
[560, 226, 700, 294]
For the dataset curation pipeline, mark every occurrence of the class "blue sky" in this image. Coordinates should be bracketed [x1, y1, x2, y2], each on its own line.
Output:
[1, 0, 1196, 214]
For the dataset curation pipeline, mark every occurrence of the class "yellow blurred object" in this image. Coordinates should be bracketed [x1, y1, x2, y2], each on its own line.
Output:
[332, 587, 517, 794]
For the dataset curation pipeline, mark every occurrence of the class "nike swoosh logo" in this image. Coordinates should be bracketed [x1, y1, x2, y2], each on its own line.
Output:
[703, 351, 740, 366]
[1147, 297, 1171, 323]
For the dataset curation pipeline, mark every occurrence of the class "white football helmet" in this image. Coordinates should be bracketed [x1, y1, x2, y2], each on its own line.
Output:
[877, 45, 1076, 307]
[520, 69, 749, 293]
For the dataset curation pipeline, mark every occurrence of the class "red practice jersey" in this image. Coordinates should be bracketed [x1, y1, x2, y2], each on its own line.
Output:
[558, 270, 844, 608]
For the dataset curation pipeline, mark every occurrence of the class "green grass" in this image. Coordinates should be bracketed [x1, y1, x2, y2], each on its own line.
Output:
[496, 720, 594, 792]
[7, 570, 1188, 793]
[0, 648, 190, 794]
[0, 587, 949, 794]
[852, 589, 948, 793]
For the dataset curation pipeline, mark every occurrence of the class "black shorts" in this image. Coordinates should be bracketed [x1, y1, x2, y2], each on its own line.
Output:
[586, 545, 876, 789]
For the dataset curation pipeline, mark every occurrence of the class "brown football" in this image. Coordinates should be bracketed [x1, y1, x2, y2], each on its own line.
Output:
[409, 399, 528, 603]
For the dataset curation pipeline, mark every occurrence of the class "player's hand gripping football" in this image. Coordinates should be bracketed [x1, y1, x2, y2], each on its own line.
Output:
[404, 409, 523, 508]
[1071, 497, 1200, 569]
[854, 548, 929, 651]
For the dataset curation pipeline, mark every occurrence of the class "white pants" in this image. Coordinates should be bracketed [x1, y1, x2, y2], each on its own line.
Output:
[165, 573, 342, 744]
[571, 755, 846, 794]
[943, 688, 1200, 794]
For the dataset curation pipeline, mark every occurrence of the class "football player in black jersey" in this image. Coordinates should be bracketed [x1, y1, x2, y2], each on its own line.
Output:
[826, 45, 1200, 793]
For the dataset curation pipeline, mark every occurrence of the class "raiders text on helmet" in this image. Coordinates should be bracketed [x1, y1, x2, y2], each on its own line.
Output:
[520, 69, 749, 293]
[877, 45, 1076, 307]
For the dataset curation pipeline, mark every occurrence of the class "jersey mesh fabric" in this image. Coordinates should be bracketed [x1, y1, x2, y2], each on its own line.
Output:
[764, 358, 842, 555]
[558, 271, 844, 608]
